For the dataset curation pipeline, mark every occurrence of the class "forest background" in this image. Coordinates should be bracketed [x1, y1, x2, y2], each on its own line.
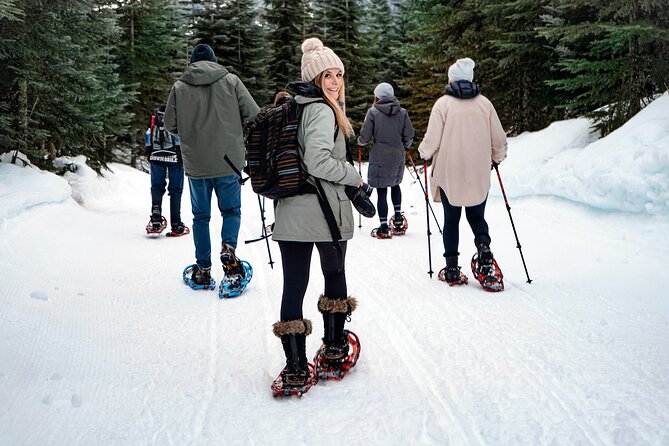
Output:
[0, 0, 668, 172]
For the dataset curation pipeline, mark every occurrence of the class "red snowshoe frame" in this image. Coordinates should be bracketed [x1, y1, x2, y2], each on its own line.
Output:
[437, 267, 469, 286]
[389, 214, 408, 236]
[371, 227, 392, 239]
[271, 362, 318, 398]
[471, 254, 504, 292]
[145, 216, 167, 235]
[165, 226, 190, 237]
[313, 330, 361, 381]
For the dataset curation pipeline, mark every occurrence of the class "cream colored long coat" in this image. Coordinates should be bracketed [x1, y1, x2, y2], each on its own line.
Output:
[418, 94, 507, 206]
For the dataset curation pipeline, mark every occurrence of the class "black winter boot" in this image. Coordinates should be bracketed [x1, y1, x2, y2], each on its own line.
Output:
[273, 319, 312, 386]
[474, 234, 494, 275]
[318, 295, 358, 361]
[445, 254, 462, 283]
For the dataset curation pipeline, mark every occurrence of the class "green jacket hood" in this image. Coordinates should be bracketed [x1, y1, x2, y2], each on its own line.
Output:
[180, 61, 229, 86]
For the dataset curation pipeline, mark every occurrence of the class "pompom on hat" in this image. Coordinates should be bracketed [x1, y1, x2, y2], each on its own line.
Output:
[190, 44, 217, 64]
[300, 37, 345, 82]
[373, 82, 394, 100]
[448, 57, 475, 82]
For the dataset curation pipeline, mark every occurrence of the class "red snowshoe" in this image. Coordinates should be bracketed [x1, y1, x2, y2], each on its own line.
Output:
[389, 213, 408, 236]
[371, 224, 392, 239]
[165, 224, 190, 237]
[146, 216, 167, 235]
[438, 267, 469, 286]
[471, 254, 504, 292]
[271, 363, 318, 397]
[313, 330, 361, 381]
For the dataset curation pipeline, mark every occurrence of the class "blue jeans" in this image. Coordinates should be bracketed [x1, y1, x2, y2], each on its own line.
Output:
[150, 163, 184, 226]
[188, 175, 241, 269]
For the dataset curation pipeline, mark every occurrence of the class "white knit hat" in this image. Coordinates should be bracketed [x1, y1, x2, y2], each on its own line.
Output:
[301, 37, 345, 82]
[448, 57, 475, 82]
[373, 82, 394, 100]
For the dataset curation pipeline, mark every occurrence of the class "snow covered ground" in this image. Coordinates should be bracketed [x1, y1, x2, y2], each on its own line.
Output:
[1, 95, 668, 445]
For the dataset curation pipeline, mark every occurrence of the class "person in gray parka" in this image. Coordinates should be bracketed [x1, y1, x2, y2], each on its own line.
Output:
[270, 37, 363, 391]
[357, 82, 414, 238]
[164, 43, 260, 291]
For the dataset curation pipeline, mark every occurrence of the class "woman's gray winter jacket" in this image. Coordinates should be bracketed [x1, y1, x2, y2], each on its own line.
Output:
[357, 97, 414, 188]
[272, 96, 361, 242]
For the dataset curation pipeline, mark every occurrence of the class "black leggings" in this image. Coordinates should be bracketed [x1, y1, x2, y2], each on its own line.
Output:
[439, 188, 489, 257]
[278, 241, 347, 321]
[376, 185, 402, 220]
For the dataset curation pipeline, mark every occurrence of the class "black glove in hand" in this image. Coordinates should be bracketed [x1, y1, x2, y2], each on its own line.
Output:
[345, 183, 376, 218]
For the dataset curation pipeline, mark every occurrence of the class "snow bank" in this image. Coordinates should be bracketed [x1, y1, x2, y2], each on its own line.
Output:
[0, 152, 71, 224]
[501, 93, 669, 215]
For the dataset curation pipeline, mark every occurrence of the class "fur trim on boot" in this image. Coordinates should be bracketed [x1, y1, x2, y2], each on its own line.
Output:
[272, 319, 313, 338]
[317, 295, 358, 314]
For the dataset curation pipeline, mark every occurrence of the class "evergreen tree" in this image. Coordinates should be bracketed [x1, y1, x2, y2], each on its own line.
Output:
[264, 0, 308, 95]
[541, 0, 669, 135]
[115, 0, 187, 136]
[365, 0, 396, 84]
[193, 0, 272, 105]
[486, 0, 562, 134]
[0, 0, 132, 170]
[310, 0, 373, 132]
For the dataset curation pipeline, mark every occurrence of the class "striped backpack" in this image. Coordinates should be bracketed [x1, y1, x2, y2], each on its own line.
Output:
[244, 97, 322, 200]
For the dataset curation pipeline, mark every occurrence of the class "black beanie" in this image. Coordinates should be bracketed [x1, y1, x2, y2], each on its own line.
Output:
[190, 44, 216, 64]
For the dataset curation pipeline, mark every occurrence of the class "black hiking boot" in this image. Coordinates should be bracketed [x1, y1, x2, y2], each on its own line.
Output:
[220, 244, 245, 279]
[150, 205, 163, 231]
[190, 265, 212, 287]
[171, 222, 187, 235]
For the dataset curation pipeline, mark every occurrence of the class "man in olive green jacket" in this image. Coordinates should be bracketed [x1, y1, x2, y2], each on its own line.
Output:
[165, 43, 260, 289]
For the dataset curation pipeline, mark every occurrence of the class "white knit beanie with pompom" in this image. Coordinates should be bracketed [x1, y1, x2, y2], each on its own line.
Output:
[300, 37, 345, 82]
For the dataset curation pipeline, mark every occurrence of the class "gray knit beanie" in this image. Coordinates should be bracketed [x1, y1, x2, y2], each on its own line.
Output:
[190, 44, 216, 64]
[374, 82, 394, 100]
[300, 37, 345, 82]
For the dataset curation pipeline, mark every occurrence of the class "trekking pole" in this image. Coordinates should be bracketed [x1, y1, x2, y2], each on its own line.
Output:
[243, 196, 275, 268]
[407, 152, 442, 234]
[357, 146, 362, 229]
[423, 161, 434, 278]
[224, 155, 274, 268]
[494, 164, 532, 284]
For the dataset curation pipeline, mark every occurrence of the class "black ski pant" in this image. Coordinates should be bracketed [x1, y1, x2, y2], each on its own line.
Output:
[439, 187, 489, 258]
[376, 185, 402, 222]
[278, 241, 347, 321]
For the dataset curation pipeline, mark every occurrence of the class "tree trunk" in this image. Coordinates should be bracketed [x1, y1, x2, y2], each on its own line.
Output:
[628, 0, 641, 116]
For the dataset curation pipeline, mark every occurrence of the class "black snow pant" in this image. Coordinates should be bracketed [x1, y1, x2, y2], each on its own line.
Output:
[376, 185, 402, 222]
[278, 241, 347, 321]
[439, 187, 489, 257]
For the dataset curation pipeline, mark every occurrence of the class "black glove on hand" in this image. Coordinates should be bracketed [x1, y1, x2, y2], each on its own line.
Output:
[345, 183, 376, 218]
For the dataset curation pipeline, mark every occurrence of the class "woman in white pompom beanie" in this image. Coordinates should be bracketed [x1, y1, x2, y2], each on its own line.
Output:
[270, 37, 364, 394]
[418, 56, 508, 288]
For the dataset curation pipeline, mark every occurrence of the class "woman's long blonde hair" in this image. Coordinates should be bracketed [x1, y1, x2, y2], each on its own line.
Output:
[313, 71, 354, 138]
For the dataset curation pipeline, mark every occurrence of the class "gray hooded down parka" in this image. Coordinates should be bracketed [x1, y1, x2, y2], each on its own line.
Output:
[164, 61, 260, 179]
[271, 89, 361, 242]
[357, 97, 414, 188]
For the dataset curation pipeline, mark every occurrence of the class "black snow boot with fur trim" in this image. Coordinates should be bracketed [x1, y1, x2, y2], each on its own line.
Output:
[272, 319, 312, 387]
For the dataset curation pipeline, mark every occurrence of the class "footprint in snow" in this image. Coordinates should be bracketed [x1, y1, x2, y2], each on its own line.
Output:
[30, 291, 48, 301]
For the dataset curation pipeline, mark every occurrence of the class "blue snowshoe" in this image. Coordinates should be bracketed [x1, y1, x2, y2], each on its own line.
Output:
[218, 260, 253, 298]
[182, 264, 216, 291]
